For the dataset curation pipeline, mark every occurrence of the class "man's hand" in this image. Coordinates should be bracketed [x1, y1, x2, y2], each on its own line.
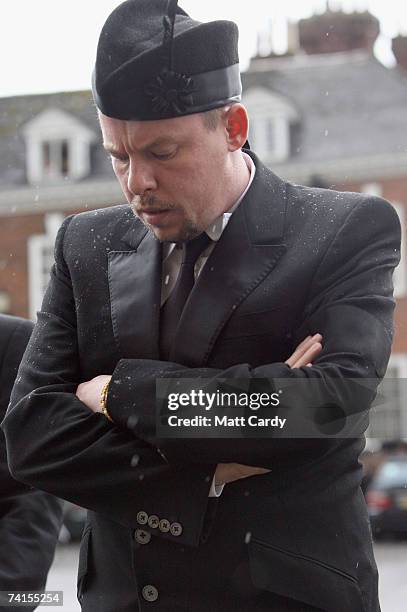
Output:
[214, 463, 270, 486]
[76, 375, 112, 414]
[215, 333, 323, 486]
[285, 333, 323, 368]
[76, 336, 323, 482]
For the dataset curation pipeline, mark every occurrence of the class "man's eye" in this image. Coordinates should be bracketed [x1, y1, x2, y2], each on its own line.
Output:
[152, 150, 176, 161]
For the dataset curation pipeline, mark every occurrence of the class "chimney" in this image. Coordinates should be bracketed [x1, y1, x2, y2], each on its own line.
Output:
[298, 9, 380, 55]
[392, 36, 407, 71]
[255, 18, 274, 57]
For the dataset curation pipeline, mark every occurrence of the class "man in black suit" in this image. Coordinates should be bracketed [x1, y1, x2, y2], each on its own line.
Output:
[2, 1, 401, 611]
[0, 315, 62, 610]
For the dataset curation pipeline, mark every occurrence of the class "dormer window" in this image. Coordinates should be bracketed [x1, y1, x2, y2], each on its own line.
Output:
[22, 108, 96, 185]
[243, 86, 299, 163]
[249, 118, 276, 157]
[42, 139, 70, 180]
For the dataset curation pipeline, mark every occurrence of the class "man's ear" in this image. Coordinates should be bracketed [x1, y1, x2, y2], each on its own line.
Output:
[225, 104, 249, 151]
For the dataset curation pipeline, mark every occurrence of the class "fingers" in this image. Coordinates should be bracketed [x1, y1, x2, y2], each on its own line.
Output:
[215, 463, 271, 486]
[285, 333, 323, 368]
[286, 334, 319, 366]
[291, 341, 322, 368]
[295, 334, 314, 351]
[239, 466, 270, 476]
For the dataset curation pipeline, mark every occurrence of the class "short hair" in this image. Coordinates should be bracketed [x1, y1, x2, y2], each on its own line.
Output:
[201, 103, 237, 131]
[201, 108, 224, 131]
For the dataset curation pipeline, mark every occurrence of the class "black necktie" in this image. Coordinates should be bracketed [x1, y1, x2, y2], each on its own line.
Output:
[160, 232, 212, 360]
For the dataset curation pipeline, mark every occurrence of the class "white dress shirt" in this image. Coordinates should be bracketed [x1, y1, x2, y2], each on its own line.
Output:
[160, 153, 256, 496]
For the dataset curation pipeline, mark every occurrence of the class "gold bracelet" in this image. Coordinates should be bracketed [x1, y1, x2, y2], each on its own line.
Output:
[100, 380, 113, 422]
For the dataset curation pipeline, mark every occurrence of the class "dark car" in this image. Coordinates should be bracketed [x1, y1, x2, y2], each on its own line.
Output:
[366, 455, 407, 539]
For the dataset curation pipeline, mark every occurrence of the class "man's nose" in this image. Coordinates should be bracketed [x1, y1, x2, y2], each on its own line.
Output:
[127, 159, 157, 196]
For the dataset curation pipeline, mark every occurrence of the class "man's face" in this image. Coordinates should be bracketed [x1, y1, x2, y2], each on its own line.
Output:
[99, 111, 231, 242]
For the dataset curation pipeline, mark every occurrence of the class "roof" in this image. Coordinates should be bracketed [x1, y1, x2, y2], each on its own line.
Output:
[0, 90, 112, 189]
[0, 50, 407, 190]
[242, 50, 407, 165]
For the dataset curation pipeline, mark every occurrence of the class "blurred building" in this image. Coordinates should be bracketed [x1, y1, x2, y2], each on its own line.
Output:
[242, 7, 407, 444]
[0, 6, 405, 440]
[0, 91, 121, 318]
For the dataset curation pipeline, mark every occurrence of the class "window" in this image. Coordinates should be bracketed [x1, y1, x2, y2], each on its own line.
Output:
[42, 139, 70, 181]
[28, 213, 64, 320]
[392, 203, 406, 298]
[22, 108, 96, 185]
[0, 291, 11, 314]
[366, 355, 407, 442]
[249, 115, 290, 162]
[249, 118, 275, 157]
[243, 87, 298, 164]
[361, 183, 382, 198]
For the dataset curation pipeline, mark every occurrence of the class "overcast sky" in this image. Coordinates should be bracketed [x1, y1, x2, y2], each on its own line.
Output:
[1, 0, 407, 98]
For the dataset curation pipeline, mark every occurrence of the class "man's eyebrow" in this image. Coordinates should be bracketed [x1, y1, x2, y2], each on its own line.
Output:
[103, 137, 177, 156]
[103, 144, 127, 157]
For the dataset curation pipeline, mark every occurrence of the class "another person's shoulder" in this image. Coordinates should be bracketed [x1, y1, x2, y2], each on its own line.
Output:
[0, 315, 33, 349]
[0, 316, 33, 398]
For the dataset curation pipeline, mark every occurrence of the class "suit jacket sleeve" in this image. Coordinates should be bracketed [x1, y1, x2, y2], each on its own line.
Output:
[1, 222, 216, 548]
[0, 316, 63, 605]
[104, 195, 401, 469]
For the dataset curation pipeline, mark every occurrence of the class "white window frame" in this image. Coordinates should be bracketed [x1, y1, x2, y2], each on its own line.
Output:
[361, 182, 383, 198]
[249, 115, 290, 163]
[41, 138, 70, 182]
[391, 202, 406, 298]
[366, 353, 407, 443]
[243, 86, 298, 164]
[22, 109, 96, 185]
[28, 213, 64, 321]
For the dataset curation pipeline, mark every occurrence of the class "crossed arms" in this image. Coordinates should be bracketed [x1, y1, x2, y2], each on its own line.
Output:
[1, 194, 401, 546]
[76, 334, 323, 486]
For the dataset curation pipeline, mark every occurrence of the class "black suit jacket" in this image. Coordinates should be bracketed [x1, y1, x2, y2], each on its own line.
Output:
[2, 153, 401, 611]
[0, 315, 62, 610]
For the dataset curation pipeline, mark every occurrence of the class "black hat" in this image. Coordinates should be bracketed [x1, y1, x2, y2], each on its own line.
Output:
[92, 0, 242, 121]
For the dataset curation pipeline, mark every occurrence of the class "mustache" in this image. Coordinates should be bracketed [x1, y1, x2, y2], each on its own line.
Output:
[132, 194, 176, 213]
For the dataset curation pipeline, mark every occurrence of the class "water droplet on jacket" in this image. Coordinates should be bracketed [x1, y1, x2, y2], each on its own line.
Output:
[127, 415, 139, 428]
[131, 454, 140, 467]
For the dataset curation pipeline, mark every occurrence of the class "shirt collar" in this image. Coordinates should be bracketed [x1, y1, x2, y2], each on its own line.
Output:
[205, 152, 255, 241]
[164, 152, 255, 256]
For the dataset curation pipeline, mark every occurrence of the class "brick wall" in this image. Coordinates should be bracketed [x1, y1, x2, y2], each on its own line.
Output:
[0, 207, 83, 318]
[335, 176, 407, 353]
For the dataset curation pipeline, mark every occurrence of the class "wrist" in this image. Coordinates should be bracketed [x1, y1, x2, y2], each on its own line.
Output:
[100, 379, 113, 422]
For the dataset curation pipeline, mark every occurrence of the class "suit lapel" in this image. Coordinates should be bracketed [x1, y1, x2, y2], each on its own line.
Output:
[108, 220, 162, 359]
[169, 153, 288, 366]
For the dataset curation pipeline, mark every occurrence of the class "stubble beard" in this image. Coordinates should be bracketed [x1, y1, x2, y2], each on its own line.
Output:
[130, 194, 201, 243]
